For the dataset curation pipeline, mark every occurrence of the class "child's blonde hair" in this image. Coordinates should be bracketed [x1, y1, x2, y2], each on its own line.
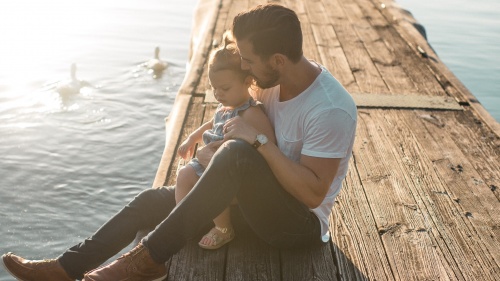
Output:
[208, 31, 250, 81]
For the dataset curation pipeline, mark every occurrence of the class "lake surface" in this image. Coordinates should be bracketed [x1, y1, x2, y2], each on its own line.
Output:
[0, 0, 498, 279]
[0, 0, 197, 279]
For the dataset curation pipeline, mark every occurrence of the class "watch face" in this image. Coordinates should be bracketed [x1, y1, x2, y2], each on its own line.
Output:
[257, 134, 268, 144]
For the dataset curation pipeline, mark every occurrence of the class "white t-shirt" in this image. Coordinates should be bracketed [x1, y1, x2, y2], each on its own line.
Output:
[252, 64, 357, 241]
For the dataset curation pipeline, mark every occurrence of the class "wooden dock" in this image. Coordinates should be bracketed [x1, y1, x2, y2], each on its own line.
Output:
[152, 0, 500, 280]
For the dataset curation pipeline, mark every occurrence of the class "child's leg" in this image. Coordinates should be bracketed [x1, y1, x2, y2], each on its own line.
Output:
[178, 164, 234, 249]
[212, 207, 232, 229]
[175, 165, 199, 204]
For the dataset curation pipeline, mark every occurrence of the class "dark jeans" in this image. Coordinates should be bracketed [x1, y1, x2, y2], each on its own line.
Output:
[59, 139, 322, 279]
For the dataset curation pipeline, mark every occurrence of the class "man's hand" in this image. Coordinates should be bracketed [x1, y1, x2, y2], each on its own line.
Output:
[223, 116, 258, 144]
[196, 140, 224, 167]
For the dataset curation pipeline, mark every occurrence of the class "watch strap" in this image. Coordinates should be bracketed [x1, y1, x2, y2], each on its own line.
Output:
[252, 138, 262, 149]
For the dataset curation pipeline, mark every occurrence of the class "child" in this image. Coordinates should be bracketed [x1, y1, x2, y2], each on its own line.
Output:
[175, 32, 275, 250]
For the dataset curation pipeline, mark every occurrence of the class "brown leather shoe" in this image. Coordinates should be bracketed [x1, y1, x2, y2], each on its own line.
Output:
[1, 252, 74, 281]
[83, 243, 167, 281]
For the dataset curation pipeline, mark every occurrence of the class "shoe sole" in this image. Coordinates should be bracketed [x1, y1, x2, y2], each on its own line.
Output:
[152, 275, 168, 281]
[1, 254, 29, 281]
[84, 274, 166, 281]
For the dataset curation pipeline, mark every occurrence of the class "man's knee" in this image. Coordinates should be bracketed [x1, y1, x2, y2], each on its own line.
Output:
[221, 138, 252, 150]
[216, 139, 255, 163]
[131, 187, 173, 209]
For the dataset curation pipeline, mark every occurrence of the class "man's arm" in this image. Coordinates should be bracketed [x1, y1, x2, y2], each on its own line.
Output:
[222, 116, 339, 208]
[259, 143, 339, 208]
[195, 105, 276, 167]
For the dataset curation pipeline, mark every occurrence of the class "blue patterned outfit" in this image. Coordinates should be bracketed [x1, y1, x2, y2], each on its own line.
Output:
[188, 97, 260, 176]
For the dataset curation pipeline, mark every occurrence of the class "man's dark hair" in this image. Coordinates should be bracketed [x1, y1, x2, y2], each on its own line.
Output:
[232, 4, 303, 63]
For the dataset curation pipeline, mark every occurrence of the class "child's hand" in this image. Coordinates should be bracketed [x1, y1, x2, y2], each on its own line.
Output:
[177, 139, 195, 160]
[196, 140, 223, 168]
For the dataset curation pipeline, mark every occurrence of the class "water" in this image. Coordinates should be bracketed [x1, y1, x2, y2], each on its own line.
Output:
[397, 0, 500, 121]
[0, 0, 197, 279]
[0, 0, 498, 279]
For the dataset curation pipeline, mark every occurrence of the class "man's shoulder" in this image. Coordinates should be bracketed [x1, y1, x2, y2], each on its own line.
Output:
[253, 85, 279, 103]
[310, 71, 357, 119]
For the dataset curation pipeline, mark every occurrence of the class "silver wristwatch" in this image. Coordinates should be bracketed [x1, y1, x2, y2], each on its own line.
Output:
[252, 134, 268, 149]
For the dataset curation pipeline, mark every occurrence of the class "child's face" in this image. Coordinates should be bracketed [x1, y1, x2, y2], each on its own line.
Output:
[209, 69, 250, 108]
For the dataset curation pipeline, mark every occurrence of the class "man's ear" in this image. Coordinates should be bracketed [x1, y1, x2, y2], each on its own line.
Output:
[271, 54, 286, 67]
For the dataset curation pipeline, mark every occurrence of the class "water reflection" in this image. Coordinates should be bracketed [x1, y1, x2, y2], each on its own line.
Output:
[0, 3, 194, 280]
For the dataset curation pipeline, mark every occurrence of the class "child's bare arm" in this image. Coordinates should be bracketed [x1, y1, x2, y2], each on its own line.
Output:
[178, 119, 213, 159]
[239, 106, 276, 145]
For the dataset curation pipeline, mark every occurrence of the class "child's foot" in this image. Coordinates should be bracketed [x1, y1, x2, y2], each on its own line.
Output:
[198, 226, 235, 250]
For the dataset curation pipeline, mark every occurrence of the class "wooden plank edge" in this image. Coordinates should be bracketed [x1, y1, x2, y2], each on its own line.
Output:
[352, 93, 463, 110]
[153, 0, 223, 188]
[377, 0, 500, 137]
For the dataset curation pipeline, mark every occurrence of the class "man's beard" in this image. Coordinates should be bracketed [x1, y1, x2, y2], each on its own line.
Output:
[252, 66, 280, 89]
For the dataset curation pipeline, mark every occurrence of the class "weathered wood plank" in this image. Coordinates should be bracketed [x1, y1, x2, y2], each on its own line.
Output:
[400, 110, 500, 262]
[376, 110, 499, 280]
[338, 0, 418, 95]
[154, 1, 500, 281]
[353, 0, 446, 97]
[355, 110, 455, 280]
[326, 0, 388, 94]
[332, 4, 492, 274]
[224, 0, 252, 36]
[347, 1, 500, 276]
[167, 239, 226, 281]
[395, 0, 500, 136]
[305, 0, 357, 91]
[330, 161, 394, 280]
[166, 97, 206, 186]
[280, 243, 339, 281]
[225, 231, 281, 281]
[380, 0, 500, 135]
[225, 207, 281, 281]
[284, 0, 321, 63]
[443, 110, 500, 201]
[340, 2, 498, 274]
[322, 8, 436, 280]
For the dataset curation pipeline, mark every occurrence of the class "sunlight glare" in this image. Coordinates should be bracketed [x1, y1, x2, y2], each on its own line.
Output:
[0, 0, 108, 115]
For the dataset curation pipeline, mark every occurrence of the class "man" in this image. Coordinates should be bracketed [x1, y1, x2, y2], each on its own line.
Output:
[2, 4, 356, 280]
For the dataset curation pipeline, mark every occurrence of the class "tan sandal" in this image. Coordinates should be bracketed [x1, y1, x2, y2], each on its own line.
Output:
[198, 226, 235, 250]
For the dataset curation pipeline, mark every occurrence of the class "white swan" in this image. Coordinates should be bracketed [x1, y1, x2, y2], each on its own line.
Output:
[146, 46, 167, 72]
[56, 63, 90, 95]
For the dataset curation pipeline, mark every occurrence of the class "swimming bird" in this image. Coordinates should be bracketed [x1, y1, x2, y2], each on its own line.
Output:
[56, 63, 90, 95]
[146, 46, 168, 72]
